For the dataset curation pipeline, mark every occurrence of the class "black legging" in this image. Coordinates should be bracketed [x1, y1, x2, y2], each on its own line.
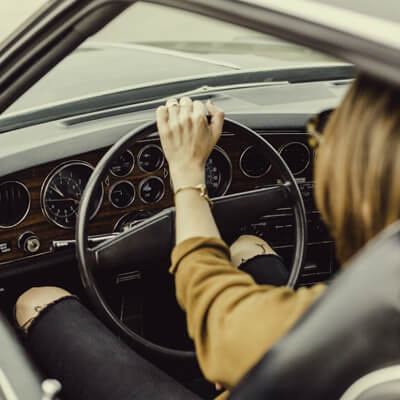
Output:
[26, 254, 288, 400]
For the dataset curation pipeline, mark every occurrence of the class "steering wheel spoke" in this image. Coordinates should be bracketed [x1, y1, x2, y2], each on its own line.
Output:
[213, 183, 292, 240]
[93, 208, 175, 271]
[93, 184, 291, 271]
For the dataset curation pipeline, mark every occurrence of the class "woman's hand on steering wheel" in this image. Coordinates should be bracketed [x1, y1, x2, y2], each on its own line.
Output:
[156, 97, 225, 189]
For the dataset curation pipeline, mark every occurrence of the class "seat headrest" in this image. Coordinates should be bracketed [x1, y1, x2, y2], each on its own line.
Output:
[229, 221, 400, 400]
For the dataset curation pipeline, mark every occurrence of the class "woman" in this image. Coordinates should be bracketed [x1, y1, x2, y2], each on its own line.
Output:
[15, 74, 400, 399]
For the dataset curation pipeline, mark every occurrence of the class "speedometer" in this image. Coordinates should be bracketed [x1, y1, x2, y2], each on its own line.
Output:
[205, 147, 232, 197]
[41, 161, 104, 229]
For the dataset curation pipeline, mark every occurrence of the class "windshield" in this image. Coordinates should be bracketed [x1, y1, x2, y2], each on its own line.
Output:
[3, 1, 341, 116]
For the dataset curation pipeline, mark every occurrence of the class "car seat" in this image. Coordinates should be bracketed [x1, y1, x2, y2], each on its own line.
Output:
[229, 221, 400, 400]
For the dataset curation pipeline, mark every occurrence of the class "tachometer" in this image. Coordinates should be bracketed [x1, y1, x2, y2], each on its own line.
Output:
[206, 147, 232, 197]
[41, 161, 104, 229]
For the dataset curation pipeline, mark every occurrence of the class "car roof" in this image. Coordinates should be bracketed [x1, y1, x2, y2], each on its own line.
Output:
[242, 0, 400, 50]
[311, 0, 400, 24]
[218, 0, 400, 86]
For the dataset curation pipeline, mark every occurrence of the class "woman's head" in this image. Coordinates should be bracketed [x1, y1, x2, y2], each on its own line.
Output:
[314, 74, 400, 263]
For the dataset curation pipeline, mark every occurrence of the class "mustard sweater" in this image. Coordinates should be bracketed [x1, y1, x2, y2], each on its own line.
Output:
[170, 237, 326, 399]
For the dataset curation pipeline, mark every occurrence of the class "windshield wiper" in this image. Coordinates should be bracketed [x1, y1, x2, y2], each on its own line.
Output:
[163, 80, 288, 99]
[58, 80, 290, 126]
[0, 64, 354, 133]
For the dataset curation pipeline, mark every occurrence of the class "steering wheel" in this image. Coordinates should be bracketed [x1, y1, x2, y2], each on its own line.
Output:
[76, 118, 307, 360]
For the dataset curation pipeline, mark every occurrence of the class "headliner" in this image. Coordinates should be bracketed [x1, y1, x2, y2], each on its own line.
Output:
[309, 0, 400, 24]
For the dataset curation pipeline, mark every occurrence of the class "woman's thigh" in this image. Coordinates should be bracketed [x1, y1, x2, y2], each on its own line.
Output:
[23, 296, 201, 400]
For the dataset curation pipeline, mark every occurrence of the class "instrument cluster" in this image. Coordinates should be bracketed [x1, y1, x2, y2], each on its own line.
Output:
[39, 144, 236, 230]
[0, 133, 314, 266]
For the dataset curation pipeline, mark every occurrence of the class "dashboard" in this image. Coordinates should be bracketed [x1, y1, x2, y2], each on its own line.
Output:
[0, 128, 336, 285]
[0, 78, 350, 285]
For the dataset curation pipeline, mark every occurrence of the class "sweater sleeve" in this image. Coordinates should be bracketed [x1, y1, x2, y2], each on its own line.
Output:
[170, 237, 326, 389]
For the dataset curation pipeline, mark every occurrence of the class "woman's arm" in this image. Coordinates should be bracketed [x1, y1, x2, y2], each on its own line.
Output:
[171, 238, 326, 389]
[156, 98, 326, 389]
[156, 97, 223, 243]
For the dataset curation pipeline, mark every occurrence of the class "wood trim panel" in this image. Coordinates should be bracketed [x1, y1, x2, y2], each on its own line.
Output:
[0, 134, 313, 266]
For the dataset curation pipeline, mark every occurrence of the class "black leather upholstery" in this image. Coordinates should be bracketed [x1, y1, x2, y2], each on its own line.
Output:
[229, 222, 400, 400]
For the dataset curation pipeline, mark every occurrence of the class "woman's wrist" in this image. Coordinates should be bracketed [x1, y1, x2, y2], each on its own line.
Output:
[170, 167, 205, 190]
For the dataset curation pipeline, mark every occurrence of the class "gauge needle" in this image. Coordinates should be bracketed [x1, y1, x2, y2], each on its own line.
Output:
[51, 185, 65, 198]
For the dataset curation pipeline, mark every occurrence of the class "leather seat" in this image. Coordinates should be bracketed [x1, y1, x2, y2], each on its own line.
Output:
[229, 221, 400, 400]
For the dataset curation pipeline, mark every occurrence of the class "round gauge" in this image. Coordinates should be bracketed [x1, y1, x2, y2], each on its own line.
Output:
[138, 145, 164, 173]
[205, 147, 232, 197]
[41, 161, 104, 229]
[139, 176, 165, 204]
[114, 210, 155, 232]
[110, 150, 135, 177]
[0, 181, 30, 228]
[109, 181, 136, 209]
[279, 142, 311, 176]
[240, 146, 271, 178]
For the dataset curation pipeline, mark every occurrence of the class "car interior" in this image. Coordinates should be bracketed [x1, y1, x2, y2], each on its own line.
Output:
[0, 1, 399, 399]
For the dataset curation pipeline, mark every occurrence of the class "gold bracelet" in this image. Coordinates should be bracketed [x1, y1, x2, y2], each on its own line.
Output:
[174, 183, 213, 207]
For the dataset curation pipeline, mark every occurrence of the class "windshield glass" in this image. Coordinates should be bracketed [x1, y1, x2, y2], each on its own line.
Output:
[4, 1, 340, 116]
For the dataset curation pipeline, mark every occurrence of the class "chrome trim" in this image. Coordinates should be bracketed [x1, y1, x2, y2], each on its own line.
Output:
[261, 213, 293, 219]
[108, 180, 136, 209]
[239, 145, 271, 178]
[146, 81, 288, 102]
[0, 368, 18, 400]
[138, 176, 165, 204]
[113, 213, 129, 233]
[279, 141, 311, 176]
[210, 146, 233, 197]
[273, 239, 333, 249]
[109, 149, 135, 177]
[0, 181, 31, 229]
[137, 144, 165, 173]
[51, 233, 120, 250]
[40, 160, 104, 230]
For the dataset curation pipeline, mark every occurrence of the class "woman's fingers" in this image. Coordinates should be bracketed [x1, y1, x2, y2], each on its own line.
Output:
[179, 97, 193, 130]
[207, 100, 225, 140]
[193, 100, 207, 120]
[166, 97, 179, 107]
[158, 97, 223, 153]
[156, 106, 169, 135]
[166, 98, 180, 133]
[179, 96, 193, 110]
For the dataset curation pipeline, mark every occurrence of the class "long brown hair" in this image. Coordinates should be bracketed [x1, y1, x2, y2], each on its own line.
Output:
[314, 74, 400, 263]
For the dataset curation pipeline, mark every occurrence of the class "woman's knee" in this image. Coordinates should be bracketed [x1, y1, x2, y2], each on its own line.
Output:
[230, 234, 276, 268]
[16, 286, 72, 330]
